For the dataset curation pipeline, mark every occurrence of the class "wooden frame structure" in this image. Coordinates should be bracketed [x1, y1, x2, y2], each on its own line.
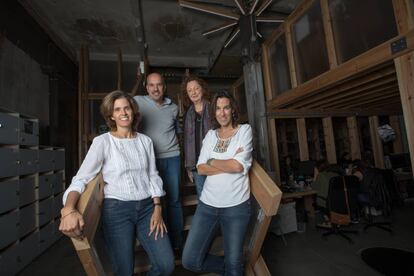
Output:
[262, 0, 414, 182]
[70, 160, 282, 275]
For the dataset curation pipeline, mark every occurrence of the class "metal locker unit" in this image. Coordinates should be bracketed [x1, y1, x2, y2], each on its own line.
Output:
[0, 210, 19, 250]
[19, 176, 36, 206]
[0, 112, 19, 145]
[19, 148, 38, 175]
[18, 117, 39, 146]
[38, 148, 54, 172]
[39, 222, 54, 253]
[38, 197, 53, 227]
[53, 171, 65, 195]
[0, 147, 19, 178]
[0, 179, 18, 213]
[18, 203, 37, 238]
[0, 244, 19, 275]
[54, 147, 65, 170]
[38, 174, 54, 200]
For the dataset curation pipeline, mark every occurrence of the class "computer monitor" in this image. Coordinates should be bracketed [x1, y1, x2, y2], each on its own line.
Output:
[294, 160, 316, 177]
[388, 153, 411, 170]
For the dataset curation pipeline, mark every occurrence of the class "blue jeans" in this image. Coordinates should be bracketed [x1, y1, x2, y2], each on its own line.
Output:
[192, 171, 206, 198]
[156, 156, 183, 249]
[102, 198, 175, 276]
[182, 200, 251, 276]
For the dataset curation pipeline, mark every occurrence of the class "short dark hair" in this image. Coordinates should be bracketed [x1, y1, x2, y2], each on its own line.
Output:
[315, 159, 329, 172]
[210, 90, 240, 129]
[180, 75, 210, 108]
[100, 90, 140, 131]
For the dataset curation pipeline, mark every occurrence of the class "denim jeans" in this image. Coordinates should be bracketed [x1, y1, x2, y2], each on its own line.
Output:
[156, 155, 183, 249]
[192, 171, 206, 198]
[182, 200, 251, 276]
[102, 198, 175, 276]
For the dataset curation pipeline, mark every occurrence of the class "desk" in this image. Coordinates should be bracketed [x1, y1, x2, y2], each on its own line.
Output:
[282, 189, 317, 217]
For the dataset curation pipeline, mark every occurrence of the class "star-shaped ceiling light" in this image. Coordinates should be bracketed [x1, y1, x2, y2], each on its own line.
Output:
[178, 0, 285, 48]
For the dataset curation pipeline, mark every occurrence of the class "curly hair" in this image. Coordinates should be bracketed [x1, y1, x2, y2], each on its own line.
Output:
[100, 90, 140, 131]
[210, 90, 240, 129]
[180, 75, 210, 108]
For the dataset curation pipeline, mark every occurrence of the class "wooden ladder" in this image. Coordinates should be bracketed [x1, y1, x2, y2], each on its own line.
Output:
[70, 160, 282, 275]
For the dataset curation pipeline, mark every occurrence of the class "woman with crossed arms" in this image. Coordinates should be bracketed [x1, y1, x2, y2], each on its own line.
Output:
[182, 90, 253, 275]
[59, 91, 174, 276]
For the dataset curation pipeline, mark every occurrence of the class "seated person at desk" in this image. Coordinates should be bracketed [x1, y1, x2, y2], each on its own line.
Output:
[312, 159, 339, 209]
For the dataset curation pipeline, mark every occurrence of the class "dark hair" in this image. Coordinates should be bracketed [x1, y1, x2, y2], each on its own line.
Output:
[180, 75, 209, 108]
[210, 90, 240, 129]
[145, 72, 166, 86]
[100, 90, 140, 131]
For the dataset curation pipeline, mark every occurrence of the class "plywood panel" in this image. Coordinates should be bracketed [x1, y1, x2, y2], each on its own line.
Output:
[322, 117, 337, 163]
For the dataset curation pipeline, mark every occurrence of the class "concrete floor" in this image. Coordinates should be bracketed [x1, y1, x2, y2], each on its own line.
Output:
[18, 201, 414, 276]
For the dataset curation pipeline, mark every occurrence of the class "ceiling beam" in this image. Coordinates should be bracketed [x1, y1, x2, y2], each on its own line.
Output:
[179, 0, 239, 20]
[256, 0, 273, 16]
[234, 0, 247, 15]
[256, 15, 285, 23]
[202, 21, 237, 36]
[266, 107, 402, 118]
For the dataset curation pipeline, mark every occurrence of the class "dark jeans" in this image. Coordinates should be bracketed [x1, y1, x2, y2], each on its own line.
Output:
[182, 200, 251, 276]
[192, 170, 206, 198]
[156, 155, 183, 249]
[102, 198, 175, 276]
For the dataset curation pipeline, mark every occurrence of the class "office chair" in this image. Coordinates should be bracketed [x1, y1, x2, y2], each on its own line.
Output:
[321, 175, 359, 244]
[359, 168, 393, 233]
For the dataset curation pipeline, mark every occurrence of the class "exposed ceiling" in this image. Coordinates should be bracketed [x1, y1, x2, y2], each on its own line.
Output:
[19, 0, 301, 76]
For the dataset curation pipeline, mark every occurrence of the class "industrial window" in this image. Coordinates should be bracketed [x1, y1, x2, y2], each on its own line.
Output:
[268, 35, 291, 97]
[329, 0, 398, 63]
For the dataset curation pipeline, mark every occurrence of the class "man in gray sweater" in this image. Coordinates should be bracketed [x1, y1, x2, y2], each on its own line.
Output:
[134, 72, 183, 250]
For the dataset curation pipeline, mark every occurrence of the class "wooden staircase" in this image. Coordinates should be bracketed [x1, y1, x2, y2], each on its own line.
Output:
[70, 160, 282, 275]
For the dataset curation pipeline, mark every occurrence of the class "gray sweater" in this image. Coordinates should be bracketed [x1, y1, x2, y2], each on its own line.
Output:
[134, 95, 180, 158]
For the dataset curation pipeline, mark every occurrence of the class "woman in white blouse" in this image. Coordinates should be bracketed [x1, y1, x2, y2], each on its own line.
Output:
[59, 91, 174, 276]
[182, 90, 253, 276]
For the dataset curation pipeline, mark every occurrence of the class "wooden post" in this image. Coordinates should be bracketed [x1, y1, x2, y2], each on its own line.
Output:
[285, 25, 298, 88]
[320, 0, 338, 68]
[389, 115, 403, 153]
[78, 46, 85, 166]
[322, 117, 337, 164]
[279, 121, 288, 157]
[392, 0, 414, 172]
[347, 116, 362, 160]
[296, 118, 309, 161]
[369, 116, 385, 168]
[268, 118, 281, 184]
[117, 47, 123, 90]
[262, 43, 274, 101]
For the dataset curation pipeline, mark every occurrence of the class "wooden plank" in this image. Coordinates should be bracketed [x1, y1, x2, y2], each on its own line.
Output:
[268, 118, 281, 184]
[392, 0, 414, 34]
[368, 116, 385, 168]
[320, 0, 338, 68]
[347, 116, 362, 160]
[322, 117, 337, 164]
[285, 24, 297, 88]
[332, 88, 399, 109]
[389, 115, 403, 153]
[249, 161, 282, 216]
[248, 214, 272, 268]
[267, 28, 414, 110]
[245, 263, 255, 276]
[70, 174, 105, 276]
[311, 120, 322, 160]
[182, 194, 198, 207]
[253, 255, 271, 276]
[282, 189, 317, 200]
[296, 118, 309, 161]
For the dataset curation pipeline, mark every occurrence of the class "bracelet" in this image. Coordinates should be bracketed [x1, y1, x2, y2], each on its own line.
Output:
[207, 158, 214, 166]
[154, 202, 161, 206]
[61, 209, 78, 219]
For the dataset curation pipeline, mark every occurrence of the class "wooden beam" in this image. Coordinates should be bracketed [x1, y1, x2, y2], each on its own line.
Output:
[117, 47, 123, 90]
[322, 117, 337, 164]
[332, 88, 399, 109]
[267, 107, 403, 119]
[202, 21, 237, 36]
[262, 43, 274, 101]
[320, 0, 338, 68]
[389, 115, 404, 153]
[302, 74, 397, 109]
[279, 121, 289, 157]
[268, 118, 281, 184]
[369, 116, 385, 168]
[248, 214, 272, 268]
[178, 0, 239, 20]
[267, 28, 414, 110]
[296, 118, 309, 161]
[253, 255, 271, 276]
[78, 46, 85, 166]
[393, 0, 414, 173]
[82, 46, 90, 161]
[285, 24, 298, 88]
[311, 120, 322, 160]
[347, 116, 362, 160]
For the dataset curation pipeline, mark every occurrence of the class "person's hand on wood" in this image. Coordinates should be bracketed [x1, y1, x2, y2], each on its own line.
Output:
[149, 204, 167, 240]
[59, 207, 85, 240]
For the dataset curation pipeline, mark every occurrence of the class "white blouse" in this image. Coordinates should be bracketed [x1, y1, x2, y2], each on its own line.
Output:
[197, 124, 253, 208]
[63, 132, 165, 204]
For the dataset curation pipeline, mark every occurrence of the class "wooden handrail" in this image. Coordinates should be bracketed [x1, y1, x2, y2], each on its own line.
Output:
[71, 160, 282, 276]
